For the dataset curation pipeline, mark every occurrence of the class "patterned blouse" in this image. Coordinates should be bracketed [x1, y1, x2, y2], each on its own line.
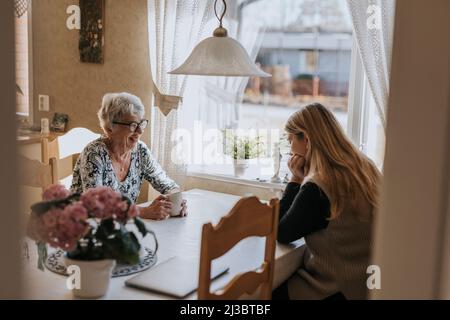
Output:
[71, 138, 178, 203]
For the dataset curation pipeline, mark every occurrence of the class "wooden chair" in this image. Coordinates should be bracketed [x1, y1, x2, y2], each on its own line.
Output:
[198, 196, 280, 300]
[18, 156, 57, 257]
[42, 137, 79, 184]
[18, 155, 56, 190]
[53, 153, 81, 182]
[41, 135, 59, 165]
[18, 155, 79, 223]
[41, 127, 100, 185]
[41, 127, 100, 164]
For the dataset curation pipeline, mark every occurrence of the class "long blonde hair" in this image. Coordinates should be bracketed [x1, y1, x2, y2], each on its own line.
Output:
[285, 103, 381, 219]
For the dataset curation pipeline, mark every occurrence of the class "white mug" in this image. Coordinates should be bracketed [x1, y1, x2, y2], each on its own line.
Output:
[167, 192, 183, 216]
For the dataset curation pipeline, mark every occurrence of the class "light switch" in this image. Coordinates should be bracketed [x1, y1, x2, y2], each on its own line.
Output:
[38, 95, 49, 112]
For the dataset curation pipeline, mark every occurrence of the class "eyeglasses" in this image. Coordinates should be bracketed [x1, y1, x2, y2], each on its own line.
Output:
[112, 119, 149, 132]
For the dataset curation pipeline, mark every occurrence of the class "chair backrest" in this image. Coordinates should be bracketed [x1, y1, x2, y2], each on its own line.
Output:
[198, 196, 280, 300]
[18, 155, 56, 190]
[41, 136, 59, 165]
[54, 153, 81, 181]
[41, 127, 100, 185]
[57, 127, 101, 159]
[41, 127, 100, 163]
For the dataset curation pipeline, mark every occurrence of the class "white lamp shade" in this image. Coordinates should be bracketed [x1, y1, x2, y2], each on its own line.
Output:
[168, 36, 271, 77]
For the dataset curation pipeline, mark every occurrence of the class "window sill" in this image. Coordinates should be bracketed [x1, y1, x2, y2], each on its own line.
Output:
[186, 168, 287, 191]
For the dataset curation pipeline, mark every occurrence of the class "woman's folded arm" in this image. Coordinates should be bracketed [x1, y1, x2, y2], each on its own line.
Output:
[277, 182, 330, 244]
[279, 182, 301, 218]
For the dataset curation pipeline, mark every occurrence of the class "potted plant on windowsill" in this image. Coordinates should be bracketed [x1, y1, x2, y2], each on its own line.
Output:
[224, 131, 264, 177]
[27, 184, 157, 299]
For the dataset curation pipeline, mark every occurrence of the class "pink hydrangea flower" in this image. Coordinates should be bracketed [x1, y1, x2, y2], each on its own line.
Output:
[66, 201, 88, 222]
[42, 184, 71, 201]
[54, 213, 89, 252]
[28, 186, 140, 255]
[28, 203, 90, 252]
[42, 208, 62, 228]
[80, 186, 123, 219]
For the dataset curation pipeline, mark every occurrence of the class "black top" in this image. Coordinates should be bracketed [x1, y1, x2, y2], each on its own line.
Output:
[278, 182, 331, 244]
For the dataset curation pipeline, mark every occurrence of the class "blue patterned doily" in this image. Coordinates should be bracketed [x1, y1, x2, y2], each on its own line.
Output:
[44, 247, 157, 278]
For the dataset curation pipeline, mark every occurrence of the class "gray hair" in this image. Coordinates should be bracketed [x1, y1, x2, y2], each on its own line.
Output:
[98, 92, 145, 133]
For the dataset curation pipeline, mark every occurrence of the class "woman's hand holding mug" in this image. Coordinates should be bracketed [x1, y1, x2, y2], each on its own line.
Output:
[141, 195, 172, 220]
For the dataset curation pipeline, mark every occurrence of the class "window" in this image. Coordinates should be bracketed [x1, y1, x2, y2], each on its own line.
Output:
[240, 0, 352, 132]
[15, 3, 32, 117]
[183, 0, 385, 182]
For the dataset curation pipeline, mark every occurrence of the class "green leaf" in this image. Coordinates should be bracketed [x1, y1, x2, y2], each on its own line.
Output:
[134, 217, 148, 237]
[36, 242, 47, 271]
[95, 218, 115, 242]
[102, 226, 139, 264]
[223, 131, 265, 160]
[129, 232, 141, 252]
[101, 218, 115, 232]
[30, 193, 80, 215]
[67, 237, 105, 261]
[119, 226, 140, 264]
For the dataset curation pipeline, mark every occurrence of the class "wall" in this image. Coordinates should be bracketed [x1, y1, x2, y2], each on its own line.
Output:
[32, 0, 152, 136]
[31, 0, 153, 201]
[371, 0, 450, 299]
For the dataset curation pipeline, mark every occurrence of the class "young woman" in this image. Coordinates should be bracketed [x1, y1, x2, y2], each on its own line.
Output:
[274, 103, 381, 300]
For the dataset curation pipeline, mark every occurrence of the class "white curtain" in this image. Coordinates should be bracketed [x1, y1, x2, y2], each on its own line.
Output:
[347, 0, 396, 129]
[147, 0, 214, 187]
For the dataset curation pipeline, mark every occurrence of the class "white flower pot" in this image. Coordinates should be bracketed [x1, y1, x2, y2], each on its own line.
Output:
[233, 159, 250, 177]
[64, 257, 116, 299]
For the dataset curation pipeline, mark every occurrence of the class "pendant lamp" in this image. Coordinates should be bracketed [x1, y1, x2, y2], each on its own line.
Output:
[168, 0, 271, 77]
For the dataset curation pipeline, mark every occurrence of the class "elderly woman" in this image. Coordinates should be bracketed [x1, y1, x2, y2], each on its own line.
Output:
[71, 92, 186, 220]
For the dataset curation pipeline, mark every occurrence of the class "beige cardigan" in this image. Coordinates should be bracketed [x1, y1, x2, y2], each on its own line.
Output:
[287, 179, 374, 300]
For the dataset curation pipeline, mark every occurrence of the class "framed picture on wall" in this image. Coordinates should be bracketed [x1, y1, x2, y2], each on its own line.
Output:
[79, 0, 104, 64]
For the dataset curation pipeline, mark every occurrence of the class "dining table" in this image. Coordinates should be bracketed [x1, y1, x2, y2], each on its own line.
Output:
[22, 189, 305, 299]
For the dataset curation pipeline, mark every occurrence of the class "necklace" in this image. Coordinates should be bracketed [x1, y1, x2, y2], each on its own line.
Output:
[105, 138, 131, 174]
[113, 152, 130, 173]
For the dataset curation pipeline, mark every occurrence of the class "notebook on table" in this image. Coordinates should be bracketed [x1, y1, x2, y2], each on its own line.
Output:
[125, 256, 229, 298]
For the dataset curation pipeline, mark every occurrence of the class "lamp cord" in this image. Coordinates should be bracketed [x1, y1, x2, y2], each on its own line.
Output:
[214, 0, 227, 28]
